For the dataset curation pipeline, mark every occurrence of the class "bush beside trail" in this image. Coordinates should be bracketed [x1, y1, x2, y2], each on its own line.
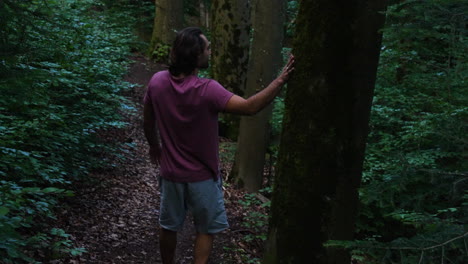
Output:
[0, 1, 139, 262]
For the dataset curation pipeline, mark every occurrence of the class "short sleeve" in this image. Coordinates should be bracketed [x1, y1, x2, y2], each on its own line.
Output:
[143, 87, 152, 104]
[205, 80, 234, 112]
[144, 71, 164, 105]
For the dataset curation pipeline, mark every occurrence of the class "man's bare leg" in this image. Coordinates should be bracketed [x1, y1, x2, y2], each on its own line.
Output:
[160, 228, 177, 264]
[194, 233, 214, 264]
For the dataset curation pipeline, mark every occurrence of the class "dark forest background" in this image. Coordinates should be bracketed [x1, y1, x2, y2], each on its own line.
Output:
[0, 0, 466, 263]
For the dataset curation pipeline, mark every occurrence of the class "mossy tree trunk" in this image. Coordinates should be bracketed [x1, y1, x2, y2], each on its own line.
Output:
[148, 0, 183, 58]
[210, 0, 250, 140]
[263, 0, 388, 263]
[230, 0, 285, 192]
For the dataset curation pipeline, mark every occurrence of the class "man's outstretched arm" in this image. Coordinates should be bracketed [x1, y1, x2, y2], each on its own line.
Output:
[143, 101, 161, 165]
[225, 54, 295, 115]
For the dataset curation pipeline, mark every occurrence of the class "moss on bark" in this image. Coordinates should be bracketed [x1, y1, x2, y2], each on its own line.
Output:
[210, 0, 251, 140]
[148, 0, 183, 57]
[263, 0, 388, 263]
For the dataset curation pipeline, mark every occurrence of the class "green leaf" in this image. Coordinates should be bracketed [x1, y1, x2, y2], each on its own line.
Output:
[0, 207, 10, 216]
[22, 187, 41, 193]
[42, 187, 64, 193]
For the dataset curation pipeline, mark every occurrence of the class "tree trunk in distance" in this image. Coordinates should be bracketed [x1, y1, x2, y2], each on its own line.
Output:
[210, 0, 250, 140]
[149, 0, 183, 57]
[230, 0, 285, 192]
[199, 0, 209, 29]
[263, 0, 388, 263]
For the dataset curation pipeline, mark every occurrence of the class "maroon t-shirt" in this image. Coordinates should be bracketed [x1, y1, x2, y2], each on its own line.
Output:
[144, 70, 234, 182]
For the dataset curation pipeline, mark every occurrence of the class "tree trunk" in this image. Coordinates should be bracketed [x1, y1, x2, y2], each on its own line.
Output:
[149, 0, 183, 57]
[230, 0, 285, 192]
[199, 0, 209, 29]
[263, 0, 388, 263]
[210, 0, 250, 140]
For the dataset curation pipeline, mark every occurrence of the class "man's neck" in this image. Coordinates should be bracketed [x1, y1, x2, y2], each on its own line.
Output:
[173, 69, 199, 79]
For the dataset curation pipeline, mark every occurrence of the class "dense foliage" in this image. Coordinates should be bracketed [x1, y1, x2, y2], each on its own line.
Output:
[1, 0, 465, 263]
[0, 0, 139, 262]
[353, 0, 467, 262]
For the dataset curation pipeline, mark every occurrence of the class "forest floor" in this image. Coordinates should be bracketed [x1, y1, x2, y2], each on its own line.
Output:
[54, 54, 267, 264]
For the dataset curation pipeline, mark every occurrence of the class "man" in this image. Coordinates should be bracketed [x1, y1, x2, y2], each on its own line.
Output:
[143, 27, 294, 264]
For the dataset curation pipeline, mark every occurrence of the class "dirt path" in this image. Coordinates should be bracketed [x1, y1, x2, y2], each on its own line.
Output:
[55, 55, 262, 264]
[54, 55, 164, 263]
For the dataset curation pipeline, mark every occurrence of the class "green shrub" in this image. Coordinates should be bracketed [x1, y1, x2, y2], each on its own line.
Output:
[354, 0, 467, 262]
[0, 0, 139, 262]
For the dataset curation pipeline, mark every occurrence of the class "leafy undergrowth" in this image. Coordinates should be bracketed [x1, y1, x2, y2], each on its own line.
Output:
[0, 1, 136, 262]
[221, 184, 271, 264]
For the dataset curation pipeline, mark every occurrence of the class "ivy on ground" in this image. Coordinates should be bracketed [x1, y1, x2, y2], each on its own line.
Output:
[0, 0, 139, 262]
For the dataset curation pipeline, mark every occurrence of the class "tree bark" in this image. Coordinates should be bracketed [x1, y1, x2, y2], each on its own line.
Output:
[210, 0, 250, 140]
[230, 0, 285, 192]
[149, 0, 183, 56]
[199, 0, 209, 29]
[263, 0, 388, 263]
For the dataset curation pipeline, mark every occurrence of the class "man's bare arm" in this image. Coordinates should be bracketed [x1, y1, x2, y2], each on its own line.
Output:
[225, 54, 295, 115]
[143, 101, 161, 165]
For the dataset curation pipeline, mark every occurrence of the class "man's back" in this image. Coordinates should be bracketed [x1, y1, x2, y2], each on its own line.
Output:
[144, 70, 233, 182]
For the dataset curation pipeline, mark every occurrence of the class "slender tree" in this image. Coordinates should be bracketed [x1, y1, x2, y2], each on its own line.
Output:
[149, 0, 183, 57]
[210, 0, 250, 140]
[199, 0, 210, 29]
[230, 0, 285, 192]
[263, 0, 388, 263]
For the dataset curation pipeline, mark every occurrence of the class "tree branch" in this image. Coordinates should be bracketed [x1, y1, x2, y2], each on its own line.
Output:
[359, 232, 468, 252]
[418, 169, 468, 177]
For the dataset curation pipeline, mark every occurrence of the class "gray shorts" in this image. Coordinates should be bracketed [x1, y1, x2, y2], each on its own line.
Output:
[159, 177, 229, 234]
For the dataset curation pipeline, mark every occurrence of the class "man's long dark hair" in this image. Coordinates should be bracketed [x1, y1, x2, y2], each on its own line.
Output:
[169, 27, 205, 76]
